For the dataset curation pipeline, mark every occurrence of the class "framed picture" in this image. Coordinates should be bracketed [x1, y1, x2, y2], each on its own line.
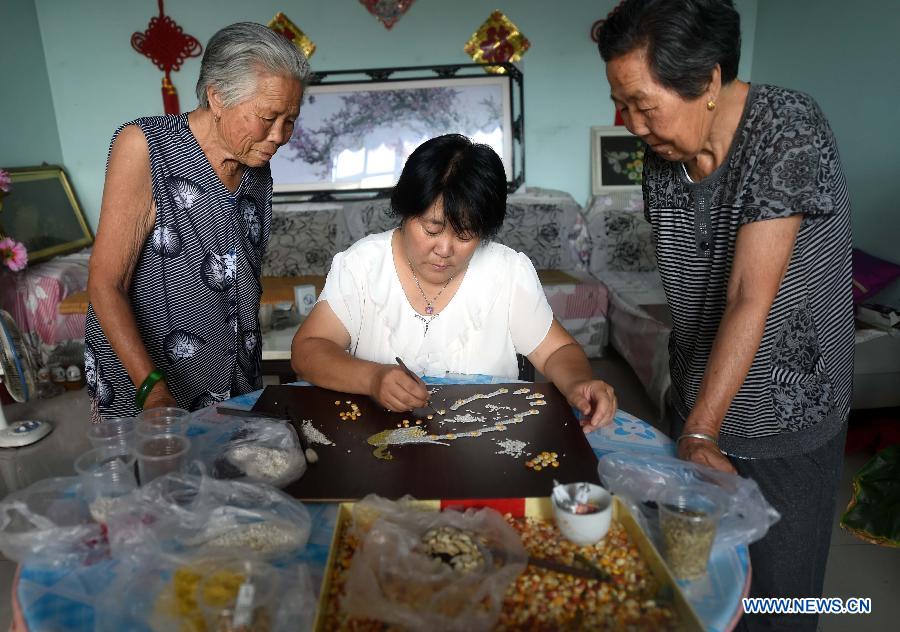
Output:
[591, 126, 645, 194]
[0, 166, 93, 263]
[271, 63, 525, 199]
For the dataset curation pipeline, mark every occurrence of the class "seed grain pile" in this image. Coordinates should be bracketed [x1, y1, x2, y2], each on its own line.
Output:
[319, 514, 679, 631]
[525, 451, 560, 471]
[300, 418, 335, 446]
[201, 521, 306, 555]
[494, 438, 529, 459]
[225, 445, 302, 482]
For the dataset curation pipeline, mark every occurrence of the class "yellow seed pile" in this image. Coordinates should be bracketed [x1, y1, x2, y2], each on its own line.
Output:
[336, 399, 361, 421]
[158, 566, 273, 632]
[525, 451, 559, 471]
[394, 418, 425, 429]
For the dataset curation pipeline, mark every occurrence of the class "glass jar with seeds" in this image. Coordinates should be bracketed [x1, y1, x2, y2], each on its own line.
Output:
[658, 484, 726, 580]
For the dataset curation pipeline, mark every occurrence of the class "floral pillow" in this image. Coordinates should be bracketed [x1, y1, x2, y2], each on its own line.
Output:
[586, 191, 656, 275]
[339, 198, 397, 245]
[497, 202, 565, 269]
[495, 189, 585, 271]
[263, 204, 342, 276]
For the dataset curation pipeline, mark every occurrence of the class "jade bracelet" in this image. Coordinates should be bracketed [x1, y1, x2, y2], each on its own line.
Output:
[135, 369, 165, 409]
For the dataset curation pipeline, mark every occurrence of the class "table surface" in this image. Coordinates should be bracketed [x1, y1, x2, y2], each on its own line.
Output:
[14, 376, 748, 632]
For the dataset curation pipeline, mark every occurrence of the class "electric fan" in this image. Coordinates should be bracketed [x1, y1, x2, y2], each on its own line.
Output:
[0, 309, 52, 447]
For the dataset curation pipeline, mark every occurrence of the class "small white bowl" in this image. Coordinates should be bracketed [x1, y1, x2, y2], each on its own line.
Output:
[552, 482, 613, 546]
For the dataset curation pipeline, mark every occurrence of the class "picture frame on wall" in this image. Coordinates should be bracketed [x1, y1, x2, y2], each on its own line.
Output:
[271, 63, 525, 199]
[591, 126, 645, 194]
[0, 166, 93, 264]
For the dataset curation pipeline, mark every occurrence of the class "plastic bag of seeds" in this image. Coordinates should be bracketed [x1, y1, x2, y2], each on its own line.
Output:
[0, 477, 109, 569]
[342, 494, 528, 631]
[95, 552, 316, 632]
[207, 418, 307, 488]
[106, 471, 312, 563]
[598, 451, 781, 550]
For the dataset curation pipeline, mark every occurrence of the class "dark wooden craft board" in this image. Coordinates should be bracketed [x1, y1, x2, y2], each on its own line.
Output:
[251, 383, 600, 501]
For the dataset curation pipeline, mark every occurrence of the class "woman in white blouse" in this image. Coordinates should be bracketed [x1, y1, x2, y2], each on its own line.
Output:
[291, 134, 616, 431]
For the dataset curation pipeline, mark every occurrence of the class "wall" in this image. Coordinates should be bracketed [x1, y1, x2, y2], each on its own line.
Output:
[30, 0, 757, 230]
[752, 0, 900, 302]
[0, 0, 62, 168]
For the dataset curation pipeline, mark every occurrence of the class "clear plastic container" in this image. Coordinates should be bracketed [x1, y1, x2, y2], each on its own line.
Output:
[73, 446, 138, 522]
[87, 417, 136, 451]
[658, 484, 726, 580]
[138, 406, 190, 421]
[136, 407, 190, 438]
[135, 434, 191, 484]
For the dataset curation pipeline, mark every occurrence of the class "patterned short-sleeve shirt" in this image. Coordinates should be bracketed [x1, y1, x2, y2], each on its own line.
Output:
[84, 114, 272, 418]
[643, 84, 853, 459]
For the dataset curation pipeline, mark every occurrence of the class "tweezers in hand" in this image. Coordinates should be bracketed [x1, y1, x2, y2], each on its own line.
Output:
[395, 357, 442, 416]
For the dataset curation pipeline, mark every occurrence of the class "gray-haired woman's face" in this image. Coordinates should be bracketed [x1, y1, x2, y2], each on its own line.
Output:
[606, 48, 714, 163]
[212, 71, 302, 168]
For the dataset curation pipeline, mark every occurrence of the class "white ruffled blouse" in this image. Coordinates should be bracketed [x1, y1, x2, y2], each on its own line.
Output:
[318, 229, 554, 379]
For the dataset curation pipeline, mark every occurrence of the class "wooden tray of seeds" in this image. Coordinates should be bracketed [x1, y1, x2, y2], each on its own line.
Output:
[314, 497, 704, 631]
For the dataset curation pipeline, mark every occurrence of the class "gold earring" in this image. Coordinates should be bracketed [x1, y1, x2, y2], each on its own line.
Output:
[706, 100, 717, 111]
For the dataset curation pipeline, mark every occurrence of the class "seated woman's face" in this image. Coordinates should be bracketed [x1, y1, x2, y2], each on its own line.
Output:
[402, 199, 481, 286]
[217, 71, 302, 168]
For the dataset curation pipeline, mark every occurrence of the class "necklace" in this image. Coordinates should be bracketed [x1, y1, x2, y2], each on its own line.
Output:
[408, 259, 453, 333]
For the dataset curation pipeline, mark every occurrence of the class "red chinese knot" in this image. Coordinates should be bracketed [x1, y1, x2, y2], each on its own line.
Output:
[131, 0, 202, 114]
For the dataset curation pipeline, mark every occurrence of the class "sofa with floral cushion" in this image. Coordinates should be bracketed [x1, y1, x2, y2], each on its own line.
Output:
[264, 187, 610, 358]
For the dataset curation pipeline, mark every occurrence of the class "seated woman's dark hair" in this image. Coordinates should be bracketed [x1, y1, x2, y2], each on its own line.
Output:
[390, 134, 507, 240]
[597, 0, 741, 99]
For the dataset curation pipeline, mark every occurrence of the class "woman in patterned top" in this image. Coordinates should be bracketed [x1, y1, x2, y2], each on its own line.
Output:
[85, 23, 308, 418]
[597, 1, 852, 630]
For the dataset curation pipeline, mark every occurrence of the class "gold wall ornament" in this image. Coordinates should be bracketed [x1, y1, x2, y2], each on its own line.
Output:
[268, 12, 317, 59]
[464, 10, 531, 75]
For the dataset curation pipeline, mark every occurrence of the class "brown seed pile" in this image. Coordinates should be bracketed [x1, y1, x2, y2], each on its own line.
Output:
[420, 526, 486, 573]
[319, 514, 679, 631]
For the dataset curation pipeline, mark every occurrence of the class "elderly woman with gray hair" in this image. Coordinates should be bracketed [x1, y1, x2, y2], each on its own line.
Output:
[85, 22, 308, 419]
[597, 1, 853, 630]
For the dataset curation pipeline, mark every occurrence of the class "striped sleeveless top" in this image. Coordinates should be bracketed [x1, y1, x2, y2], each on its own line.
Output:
[85, 113, 272, 418]
[643, 84, 853, 459]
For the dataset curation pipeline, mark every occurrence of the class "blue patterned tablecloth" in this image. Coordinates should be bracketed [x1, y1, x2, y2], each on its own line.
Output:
[17, 377, 747, 632]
